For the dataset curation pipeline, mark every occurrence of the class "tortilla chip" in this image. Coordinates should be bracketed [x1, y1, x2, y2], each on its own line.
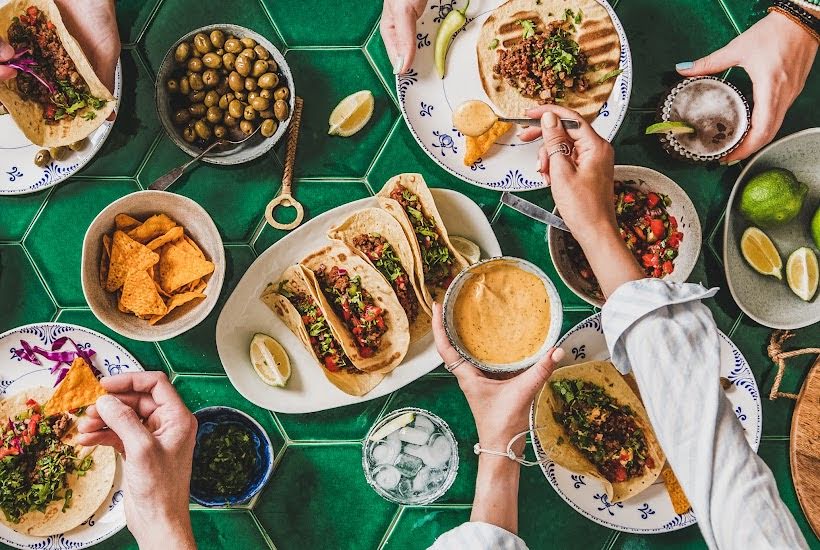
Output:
[127, 214, 177, 244]
[99, 233, 111, 287]
[120, 270, 167, 317]
[146, 225, 184, 251]
[183, 235, 205, 258]
[158, 242, 215, 293]
[44, 357, 106, 416]
[148, 291, 205, 325]
[464, 121, 512, 166]
[662, 468, 691, 515]
[192, 279, 208, 294]
[105, 231, 159, 292]
[114, 213, 141, 231]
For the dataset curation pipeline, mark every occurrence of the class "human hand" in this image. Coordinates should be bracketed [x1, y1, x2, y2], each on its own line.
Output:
[676, 12, 818, 163]
[0, 38, 15, 81]
[76, 372, 197, 550]
[380, 0, 427, 74]
[432, 302, 564, 453]
[55, 0, 120, 93]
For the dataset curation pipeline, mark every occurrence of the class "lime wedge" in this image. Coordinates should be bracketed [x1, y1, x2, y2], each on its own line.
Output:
[250, 333, 291, 387]
[328, 90, 374, 137]
[740, 227, 782, 280]
[786, 247, 818, 301]
[368, 412, 415, 442]
[450, 236, 481, 264]
[645, 122, 696, 135]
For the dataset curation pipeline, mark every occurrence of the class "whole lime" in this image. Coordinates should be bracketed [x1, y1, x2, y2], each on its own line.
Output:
[739, 168, 807, 228]
[811, 206, 820, 249]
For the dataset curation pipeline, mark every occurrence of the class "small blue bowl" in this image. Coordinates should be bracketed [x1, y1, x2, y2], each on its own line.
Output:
[190, 406, 274, 507]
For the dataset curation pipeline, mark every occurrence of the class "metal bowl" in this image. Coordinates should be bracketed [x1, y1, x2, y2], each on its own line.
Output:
[442, 256, 563, 373]
[155, 24, 295, 165]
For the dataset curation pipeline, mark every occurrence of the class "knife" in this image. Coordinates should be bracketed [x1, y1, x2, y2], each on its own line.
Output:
[500, 191, 571, 232]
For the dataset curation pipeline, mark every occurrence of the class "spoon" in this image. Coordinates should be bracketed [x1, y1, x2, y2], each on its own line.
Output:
[148, 125, 263, 191]
[265, 96, 304, 231]
[452, 99, 580, 137]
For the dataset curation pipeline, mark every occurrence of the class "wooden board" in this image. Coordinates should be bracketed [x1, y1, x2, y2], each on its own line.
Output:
[791, 356, 820, 539]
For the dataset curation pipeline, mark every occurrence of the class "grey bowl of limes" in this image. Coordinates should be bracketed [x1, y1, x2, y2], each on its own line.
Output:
[724, 127, 820, 329]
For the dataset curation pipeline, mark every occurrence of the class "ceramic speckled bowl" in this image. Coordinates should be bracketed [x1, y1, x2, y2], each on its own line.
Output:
[724, 127, 820, 329]
[81, 190, 225, 342]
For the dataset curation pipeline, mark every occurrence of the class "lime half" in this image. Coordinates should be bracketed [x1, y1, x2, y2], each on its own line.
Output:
[328, 90, 374, 137]
[250, 333, 291, 387]
[786, 247, 818, 302]
[450, 236, 481, 264]
[740, 227, 782, 280]
[368, 412, 415, 442]
[645, 122, 696, 135]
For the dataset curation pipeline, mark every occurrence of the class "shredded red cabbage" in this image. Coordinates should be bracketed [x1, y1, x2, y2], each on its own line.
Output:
[2, 47, 56, 95]
[12, 336, 98, 386]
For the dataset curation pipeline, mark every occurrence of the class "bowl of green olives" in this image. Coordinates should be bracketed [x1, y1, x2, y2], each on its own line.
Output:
[156, 25, 294, 165]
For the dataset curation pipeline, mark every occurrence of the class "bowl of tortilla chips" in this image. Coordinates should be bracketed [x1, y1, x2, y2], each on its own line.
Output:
[81, 191, 225, 341]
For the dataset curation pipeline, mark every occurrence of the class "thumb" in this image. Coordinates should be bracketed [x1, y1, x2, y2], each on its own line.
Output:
[677, 44, 738, 76]
[94, 394, 152, 455]
[519, 347, 565, 396]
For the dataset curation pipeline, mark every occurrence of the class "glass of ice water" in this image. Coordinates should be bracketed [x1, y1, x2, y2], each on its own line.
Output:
[362, 407, 459, 505]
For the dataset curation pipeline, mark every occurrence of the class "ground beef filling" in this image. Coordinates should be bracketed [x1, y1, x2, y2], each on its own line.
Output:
[286, 290, 353, 373]
[353, 233, 419, 324]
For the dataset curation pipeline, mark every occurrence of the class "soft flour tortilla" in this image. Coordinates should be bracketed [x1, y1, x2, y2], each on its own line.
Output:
[0, 387, 116, 536]
[328, 207, 432, 344]
[376, 173, 468, 311]
[476, 0, 621, 121]
[0, 0, 115, 146]
[299, 243, 410, 374]
[261, 266, 385, 396]
[533, 361, 665, 503]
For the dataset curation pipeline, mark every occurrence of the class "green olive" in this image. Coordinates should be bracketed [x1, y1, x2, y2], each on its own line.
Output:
[240, 37, 257, 49]
[69, 138, 88, 152]
[234, 55, 251, 77]
[188, 90, 206, 103]
[234, 91, 247, 102]
[189, 73, 205, 91]
[247, 91, 259, 103]
[218, 93, 234, 110]
[274, 99, 289, 121]
[224, 38, 242, 53]
[260, 118, 277, 137]
[209, 30, 225, 49]
[179, 76, 191, 95]
[257, 72, 278, 89]
[206, 106, 223, 124]
[173, 108, 191, 125]
[214, 124, 227, 139]
[251, 96, 270, 112]
[254, 45, 270, 60]
[33, 149, 50, 167]
[194, 120, 212, 141]
[193, 33, 212, 54]
[204, 90, 220, 108]
[202, 52, 222, 69]
[240, 47, 256, 61]
[189, 103, 206, 118]
[273, 86, 289, 101]
[239, 120, 254, 135]
[166, 78, 179, 94]
[191, 48, 202, 58]
[182, 124, 197, 143]
[266, 59, 279, 73]
[202, 69, 220, 87]
[228, 99, 244, 119]
[187, 57, 204, 72]
[215, 48, 225, 56]
[174, 42, 191, 63]
[49, 146, 69, 161]
[244, 77, 257, 92]
[251, 60, 268, 78]
[259, 88, 272, 100]
[223, 53, 236, 71]
[243, 105, 257, 121]
[258, 108, 275, 119]
[215, 80, 229, 96]
[228, 71, 244, 93]
[223, 114, 238, 128]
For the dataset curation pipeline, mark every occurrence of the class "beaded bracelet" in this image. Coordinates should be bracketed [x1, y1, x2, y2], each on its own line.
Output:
[769, 0, 820, 42]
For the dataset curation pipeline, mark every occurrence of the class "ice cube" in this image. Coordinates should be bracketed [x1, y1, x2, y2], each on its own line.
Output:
[397, 477, 414, 498]
[426, 468, 448, 492]
[412, 466, 432, 493]
[413, 415, 436, 435]
[394, 453, 424, 477]
[373, 465, 401, 491]
[424, 434, 453, 468]
[370, 439, 401, 466]
[403, 443, 429, 462]
[398, 426, 431, 445]
[386, 429, 401, 443]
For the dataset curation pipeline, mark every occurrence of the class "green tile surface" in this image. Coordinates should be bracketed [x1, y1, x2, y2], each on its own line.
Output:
[0, 0, 818, 549]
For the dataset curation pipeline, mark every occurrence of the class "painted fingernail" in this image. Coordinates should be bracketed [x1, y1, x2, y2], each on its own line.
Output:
[675, 61, 694, 71]
[719, 159, 740, 166]
[541, 112, 558, 128]
[392, 55, 404, 75]
[551, 347, 566, 362]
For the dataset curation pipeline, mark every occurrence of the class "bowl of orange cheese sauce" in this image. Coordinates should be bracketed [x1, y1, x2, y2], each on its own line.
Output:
[442, 257, 563, 372]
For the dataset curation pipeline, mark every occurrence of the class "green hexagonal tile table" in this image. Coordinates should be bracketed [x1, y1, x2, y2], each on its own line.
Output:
[0, 0, 818, 549]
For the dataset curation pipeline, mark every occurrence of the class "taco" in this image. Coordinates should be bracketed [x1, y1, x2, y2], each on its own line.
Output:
[299, 243, 410, 373]
[376, 173, 468, 310]
[261, 266, 384, 396]
[328, 207, 432, 343]
[533, 361, 664, 503]
[0, 0, 115, 147]
[0, 387, 116, 536]
[476, 0, 621, 121]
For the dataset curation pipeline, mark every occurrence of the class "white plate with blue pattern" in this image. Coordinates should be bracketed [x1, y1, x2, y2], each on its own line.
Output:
[0, 322, 143, 549]
[530, 313, 762, 534]
[397, 0, 631, 192]
[0, 62, 122, 196]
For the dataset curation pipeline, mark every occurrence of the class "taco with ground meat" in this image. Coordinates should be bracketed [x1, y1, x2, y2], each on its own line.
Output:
[476, 0, 621, 122]
[261, 265, 384, 396]
[0, 0, 115, 147]
[0, 386, 116, 536]
[533, 361, 664, 503]
[328, 208, 432, 344]
[376, 173, 468, 311]
[299, 243, 410, 374]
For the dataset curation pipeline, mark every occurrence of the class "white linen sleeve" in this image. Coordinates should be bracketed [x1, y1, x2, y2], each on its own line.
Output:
[427, 522, 528, 550]
[601, 279, 807, 550]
